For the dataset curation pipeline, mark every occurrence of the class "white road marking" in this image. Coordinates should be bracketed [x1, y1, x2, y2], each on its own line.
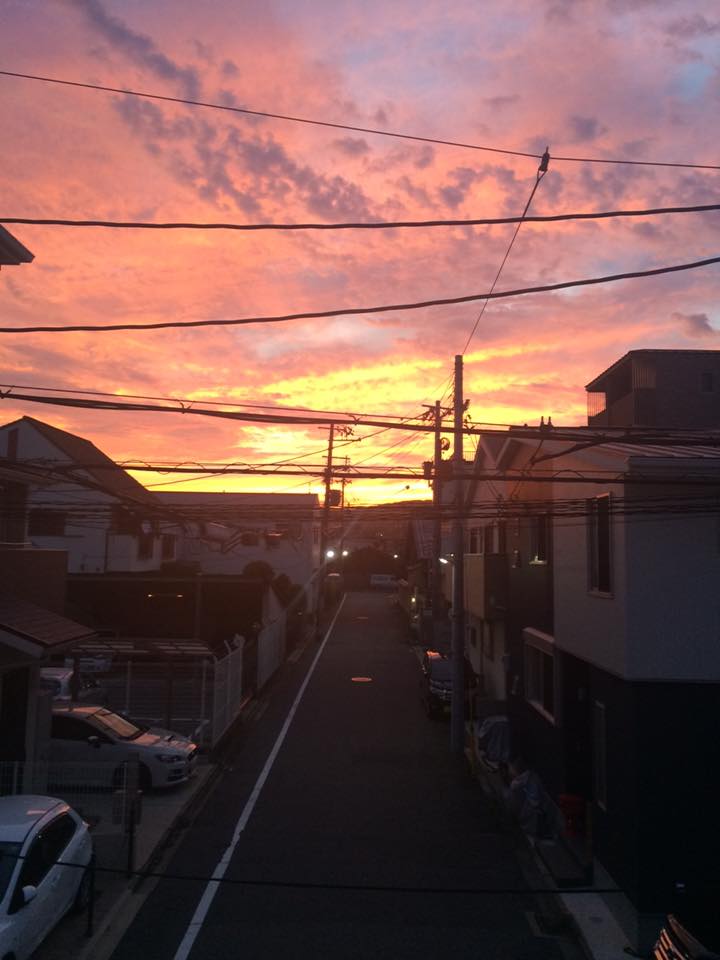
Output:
[172, 594, 347, 960]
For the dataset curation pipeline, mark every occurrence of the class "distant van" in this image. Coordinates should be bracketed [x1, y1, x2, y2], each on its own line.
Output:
[369, 573, 396, 589]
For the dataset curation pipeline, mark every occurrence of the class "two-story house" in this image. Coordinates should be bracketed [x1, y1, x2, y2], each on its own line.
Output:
[157, 491, 321, 623]
[460, 350, 720, 952]
[0, 416, 172, 572]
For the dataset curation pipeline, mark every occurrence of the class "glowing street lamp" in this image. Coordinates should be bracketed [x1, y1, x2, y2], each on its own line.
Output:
[326, 549, 336, 560]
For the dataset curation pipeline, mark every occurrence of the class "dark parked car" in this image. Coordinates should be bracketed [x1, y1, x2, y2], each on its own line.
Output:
[420, 650, 452, 719]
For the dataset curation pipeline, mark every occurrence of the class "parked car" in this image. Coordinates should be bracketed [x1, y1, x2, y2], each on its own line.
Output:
[50, 705, 198, 791]
[40, 667, 107, 704]
[0, 795, 92, 960]
[369, 573, 396, 589]
[420, 650, 452, 719]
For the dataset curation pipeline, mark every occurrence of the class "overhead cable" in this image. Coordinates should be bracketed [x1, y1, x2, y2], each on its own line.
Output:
[1, 254, 718, 334]
[3, 202, 720, 232]
[2, 70, 719, 171]
[461, 149, 549, 355]
[0, 381, 421, 423]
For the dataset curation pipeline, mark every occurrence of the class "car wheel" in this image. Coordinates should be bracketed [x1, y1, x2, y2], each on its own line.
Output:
[73, 865, 92, 913]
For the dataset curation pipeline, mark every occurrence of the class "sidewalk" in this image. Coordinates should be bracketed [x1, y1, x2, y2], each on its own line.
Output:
[34, 762, 217, 960]
[470, 756, 632, 960]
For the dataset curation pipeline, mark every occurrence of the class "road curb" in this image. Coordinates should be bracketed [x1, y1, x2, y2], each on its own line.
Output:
[76, 764, 217, 960]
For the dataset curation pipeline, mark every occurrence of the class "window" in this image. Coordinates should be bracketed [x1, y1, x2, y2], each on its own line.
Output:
[28, 508, 66, 536]
[469, 527, 483, 554]
[0, 481, 26, 543]
[524, 631, 555, 720]
[588, 495, 612, 593]
[112, 507, 140, 535]
[137, 530, 154, 560]
[468, 626, 478, 648]
[11, 815, 76, 910]
[530, 514, 550, 564]
[7, 428, 18, 460]
[593, 701, 607, 810]
[700, 371, 714, 393]
[161, 534, 175, 560]
[0, 841, 21, 902]
[51, 715, 94, 741]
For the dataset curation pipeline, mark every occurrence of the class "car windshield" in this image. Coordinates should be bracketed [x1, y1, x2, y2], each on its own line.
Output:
[0, 841, 21, 901]
[90, 709, 143, 741]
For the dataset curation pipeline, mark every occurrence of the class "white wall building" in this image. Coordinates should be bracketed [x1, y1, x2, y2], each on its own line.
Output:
[157, 491, 322, 609]
[0, 416, 170, 573]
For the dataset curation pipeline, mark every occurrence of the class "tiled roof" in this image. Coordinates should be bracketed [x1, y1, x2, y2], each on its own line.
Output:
[0, 594, 97, 653]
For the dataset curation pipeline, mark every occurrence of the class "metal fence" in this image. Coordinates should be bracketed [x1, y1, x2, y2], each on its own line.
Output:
[98, 645, 246, 749]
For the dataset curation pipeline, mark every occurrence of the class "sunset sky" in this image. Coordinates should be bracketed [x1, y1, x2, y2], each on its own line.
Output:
[1, 0, 719, 504]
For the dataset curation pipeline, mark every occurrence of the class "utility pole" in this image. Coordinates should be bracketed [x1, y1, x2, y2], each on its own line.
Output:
[431, 400, 444, 637]
[451, 355, 466, 753]
[316, 423, 335, 636]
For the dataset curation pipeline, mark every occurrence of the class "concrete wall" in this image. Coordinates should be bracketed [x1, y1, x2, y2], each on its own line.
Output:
[625, 483, 720, 681]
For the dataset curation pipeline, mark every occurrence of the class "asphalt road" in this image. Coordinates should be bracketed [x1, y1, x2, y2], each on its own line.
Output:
[108, 592, 580, 960]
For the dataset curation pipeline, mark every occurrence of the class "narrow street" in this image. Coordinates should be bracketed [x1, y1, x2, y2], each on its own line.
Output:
[109, 592, 581, 959]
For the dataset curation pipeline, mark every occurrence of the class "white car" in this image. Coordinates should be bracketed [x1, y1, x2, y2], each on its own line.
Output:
[50, 705, 198, 790]
[0, 796, 92, 960]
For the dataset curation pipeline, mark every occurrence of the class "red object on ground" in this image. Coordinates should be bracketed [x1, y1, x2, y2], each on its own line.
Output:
[557, 794, 585, 837]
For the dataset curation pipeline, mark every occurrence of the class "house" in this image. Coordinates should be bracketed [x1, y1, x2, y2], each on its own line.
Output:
[586, 348, 720, 429]
[0, 416, 173, 573]
[0, 594, 97, 768]
[458, 351, 720, 952]
[0, 460, 97, 769]
[157, 491, 321, 621]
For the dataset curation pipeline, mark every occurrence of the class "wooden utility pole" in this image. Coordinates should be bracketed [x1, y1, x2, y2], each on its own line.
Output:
[451, 355, 466, 753]
[316, 423, 335, 634]
[431, 400, 443, 630]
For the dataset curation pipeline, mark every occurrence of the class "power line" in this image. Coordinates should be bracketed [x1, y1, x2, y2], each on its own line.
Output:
[0, 381, 420, 423]
[3, 70, 720, 171]
[6, 390, 720, 446]
[461, 151, 549, 355]
[2, 254, 719, 335]
[3, 202, 720, 232]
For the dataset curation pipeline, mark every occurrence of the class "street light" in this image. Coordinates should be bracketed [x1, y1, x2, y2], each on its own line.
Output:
[341, 550, 348, 557]
[326, 549, 336, 559]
